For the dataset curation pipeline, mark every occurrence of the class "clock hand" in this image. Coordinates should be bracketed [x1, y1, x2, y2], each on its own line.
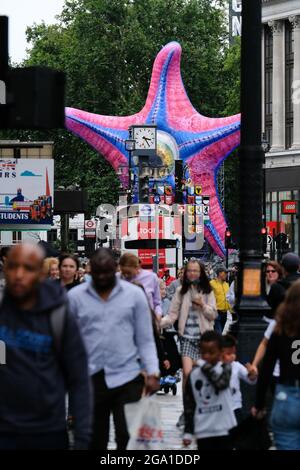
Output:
[143, 136, 151, 147]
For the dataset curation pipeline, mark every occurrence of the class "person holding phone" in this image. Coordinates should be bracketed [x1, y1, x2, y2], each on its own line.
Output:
[160, 259, 217, 427]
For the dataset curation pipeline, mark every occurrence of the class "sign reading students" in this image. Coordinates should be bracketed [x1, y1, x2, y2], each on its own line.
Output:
[229, 0, 242, 44]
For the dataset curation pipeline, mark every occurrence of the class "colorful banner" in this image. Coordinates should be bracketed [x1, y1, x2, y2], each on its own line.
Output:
[0, 159, 54, 229]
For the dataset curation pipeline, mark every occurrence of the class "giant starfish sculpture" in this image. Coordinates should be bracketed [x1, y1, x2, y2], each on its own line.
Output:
[65, 41, 240, 257]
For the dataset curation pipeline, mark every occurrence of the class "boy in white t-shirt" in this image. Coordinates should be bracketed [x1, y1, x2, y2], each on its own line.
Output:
[221, 335, 257, 424]
[183, 331, 236, 451]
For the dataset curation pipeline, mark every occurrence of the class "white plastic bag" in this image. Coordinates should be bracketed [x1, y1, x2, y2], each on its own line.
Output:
[125, 396, 164, 450]
[222, 311, 233, 335]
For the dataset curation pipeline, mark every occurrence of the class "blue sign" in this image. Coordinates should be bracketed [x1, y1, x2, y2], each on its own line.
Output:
[154, 195, 161, 204]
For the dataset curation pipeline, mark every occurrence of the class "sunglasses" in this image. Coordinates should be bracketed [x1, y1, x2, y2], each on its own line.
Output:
[266, 270, 276, 273]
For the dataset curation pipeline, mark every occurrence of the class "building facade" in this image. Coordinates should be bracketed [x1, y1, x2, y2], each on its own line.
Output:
[262, 0, 300, 253]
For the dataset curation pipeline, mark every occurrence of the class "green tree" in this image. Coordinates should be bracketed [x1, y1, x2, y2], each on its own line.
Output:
[222, 37, 241, 235]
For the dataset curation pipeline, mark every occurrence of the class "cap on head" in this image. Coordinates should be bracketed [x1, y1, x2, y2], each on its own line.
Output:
[281, 253, 300, 273]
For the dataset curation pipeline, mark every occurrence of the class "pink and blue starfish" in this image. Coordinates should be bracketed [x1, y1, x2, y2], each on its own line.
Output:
[65, 41, 240, 257]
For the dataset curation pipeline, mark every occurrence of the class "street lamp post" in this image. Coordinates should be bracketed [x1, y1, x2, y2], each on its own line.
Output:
[235, 0, 271, 418]
[261, 134, 270, 234]
[236, 0, 269, 315]
[125, 134, 136, 203]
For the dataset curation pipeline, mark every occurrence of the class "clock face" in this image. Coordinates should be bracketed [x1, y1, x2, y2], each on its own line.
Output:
[133, 127, 156, 150]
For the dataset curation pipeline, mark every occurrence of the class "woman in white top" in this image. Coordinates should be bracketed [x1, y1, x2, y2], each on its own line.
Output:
[160, 259, 217, 391]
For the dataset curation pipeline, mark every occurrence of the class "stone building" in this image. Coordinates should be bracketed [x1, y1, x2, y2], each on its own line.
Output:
[262, 0, 300, 253]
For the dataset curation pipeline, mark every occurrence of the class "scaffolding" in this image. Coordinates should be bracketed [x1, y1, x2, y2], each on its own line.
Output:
[217, 162, 225, 211]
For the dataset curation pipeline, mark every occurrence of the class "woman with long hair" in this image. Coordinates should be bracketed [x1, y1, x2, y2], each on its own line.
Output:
[59, 254, 80, 291]
[253, 280, 300, 450]
[160, 259, 217, 391]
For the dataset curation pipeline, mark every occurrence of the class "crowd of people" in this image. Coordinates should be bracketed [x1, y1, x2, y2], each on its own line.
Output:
[0, 244, 299, 450]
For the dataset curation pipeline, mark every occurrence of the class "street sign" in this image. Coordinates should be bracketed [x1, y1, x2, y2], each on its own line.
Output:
[267, 235, 273, 245]
[85, 219, 96, 238]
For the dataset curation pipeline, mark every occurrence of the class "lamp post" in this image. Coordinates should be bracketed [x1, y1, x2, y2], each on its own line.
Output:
[261, 133, 270, 234]
[125, 134, 136, 203]
[236, 0, 269, 315]
[235, 0, 271, 418]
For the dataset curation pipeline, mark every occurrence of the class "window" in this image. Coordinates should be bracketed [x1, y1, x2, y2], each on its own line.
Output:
[279, 191, 291, 200]
[265, 24, 273, 147]
[12, 231, 22, 244]
[69, 229, 78, 243]
[285, 20, 294, 149]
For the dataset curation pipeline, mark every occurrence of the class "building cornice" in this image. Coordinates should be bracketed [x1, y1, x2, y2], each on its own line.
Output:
[262, 0, 300, 24]
[265, 150, 300, 169]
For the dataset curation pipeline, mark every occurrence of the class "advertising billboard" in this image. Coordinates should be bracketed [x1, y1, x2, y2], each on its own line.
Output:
[0, 158, 54, 229]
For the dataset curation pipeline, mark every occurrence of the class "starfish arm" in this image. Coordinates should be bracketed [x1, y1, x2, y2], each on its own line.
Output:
[186, 131, 240, 253]
[145, 42, 241, 133]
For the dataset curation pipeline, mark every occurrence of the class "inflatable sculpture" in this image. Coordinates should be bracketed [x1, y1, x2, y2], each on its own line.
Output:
[65, 42, 240, 257]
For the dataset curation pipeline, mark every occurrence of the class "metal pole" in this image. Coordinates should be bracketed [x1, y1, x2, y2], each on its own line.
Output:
[236, 0, 270, 416]
[128, 128, 133, 200]
[155, 204, 159, 273]
[236, 0, 270, 315]
[0, 17, 8, 81]
[0, 17, 8, 126]
[61, 213, 69, 252]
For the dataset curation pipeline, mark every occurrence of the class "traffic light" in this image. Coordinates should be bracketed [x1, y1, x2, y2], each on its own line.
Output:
[261, 227, 267, 253]
[224, 228, 238, 250]
[225, 228, 232, 249]
[139, 175, 149, 203]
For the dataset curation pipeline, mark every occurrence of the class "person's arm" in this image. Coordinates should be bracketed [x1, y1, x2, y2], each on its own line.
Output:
[252, 337, 268, 371]
[254, 333, 278, 411]
[183, 372, 196, 445]
[61, 306, 92, 450]
[160, 287, 181, 328]
[252, 320, 276, 373]
[152, 275, 162, 318]
[237, 362, 257, 384]
[200, 291, 218, 321]
[133, 289, 160, 384]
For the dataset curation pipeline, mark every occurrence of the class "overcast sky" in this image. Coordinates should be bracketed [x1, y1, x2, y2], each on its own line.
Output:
[1, 0, 65, 63]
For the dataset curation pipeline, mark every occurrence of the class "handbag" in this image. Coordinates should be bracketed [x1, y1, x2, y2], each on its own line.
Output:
[125, 396, 164, 450]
